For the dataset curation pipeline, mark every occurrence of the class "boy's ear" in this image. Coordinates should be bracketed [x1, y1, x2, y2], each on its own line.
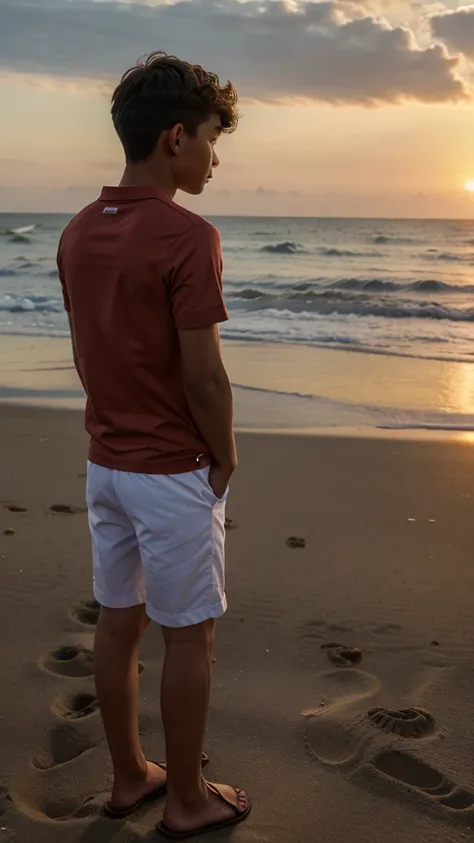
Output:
[168, 124, 184, 155]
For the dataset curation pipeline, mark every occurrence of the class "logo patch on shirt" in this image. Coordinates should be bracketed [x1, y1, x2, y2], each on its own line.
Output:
[103, 206, 118, 214]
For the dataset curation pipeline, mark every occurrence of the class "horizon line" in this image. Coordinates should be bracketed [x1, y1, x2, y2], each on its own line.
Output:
[1, 211, 474, 223]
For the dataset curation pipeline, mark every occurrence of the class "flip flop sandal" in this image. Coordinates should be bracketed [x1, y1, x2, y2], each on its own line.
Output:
[156, 782, 251, 839]
[102, 753, 209, 819]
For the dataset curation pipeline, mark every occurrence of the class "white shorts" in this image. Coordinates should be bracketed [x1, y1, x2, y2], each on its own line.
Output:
[86, 462, 227, 628]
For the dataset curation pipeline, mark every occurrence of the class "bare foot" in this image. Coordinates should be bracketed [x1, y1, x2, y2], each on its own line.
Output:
[162, 781, 250, 835]
[110, 760, 167, 811]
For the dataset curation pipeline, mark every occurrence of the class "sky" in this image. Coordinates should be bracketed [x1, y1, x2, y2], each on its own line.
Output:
[2, 0, 474, 217]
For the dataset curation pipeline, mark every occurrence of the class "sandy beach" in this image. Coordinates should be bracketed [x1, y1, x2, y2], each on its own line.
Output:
[0, 402, 473, 842]
[4, 4, 474, 839]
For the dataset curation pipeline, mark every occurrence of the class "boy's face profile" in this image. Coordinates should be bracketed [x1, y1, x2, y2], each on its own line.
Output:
[158, 115, 222, 196]
[111, 55, 238, 193]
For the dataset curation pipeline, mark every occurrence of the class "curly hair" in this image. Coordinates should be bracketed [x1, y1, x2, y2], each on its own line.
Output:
[111, 52, 239, 163]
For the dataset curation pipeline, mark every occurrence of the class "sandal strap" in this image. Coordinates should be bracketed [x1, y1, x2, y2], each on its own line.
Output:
[205, 783, 243, 816]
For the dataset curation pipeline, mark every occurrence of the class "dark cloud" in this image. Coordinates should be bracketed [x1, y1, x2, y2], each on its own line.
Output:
[0, 0, 467, 104]
[430, 6, 474, 59]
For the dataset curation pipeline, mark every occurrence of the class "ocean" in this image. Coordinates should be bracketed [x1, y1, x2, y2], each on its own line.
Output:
[2, 212, 474, 432]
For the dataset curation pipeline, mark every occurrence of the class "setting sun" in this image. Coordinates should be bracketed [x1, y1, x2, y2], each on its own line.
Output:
[465, 180, 474, 192]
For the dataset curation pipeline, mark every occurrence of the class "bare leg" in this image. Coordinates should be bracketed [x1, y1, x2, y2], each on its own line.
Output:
[94, 605, 166, 808]
[161, 620, 215, 799]
[161, 619, 249, 833]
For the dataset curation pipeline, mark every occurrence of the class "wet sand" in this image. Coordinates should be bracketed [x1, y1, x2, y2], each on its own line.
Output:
[0, 403, 473, 842]
[3, 334, 474, 437]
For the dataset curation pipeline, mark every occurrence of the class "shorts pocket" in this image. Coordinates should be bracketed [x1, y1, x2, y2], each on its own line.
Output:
[204, 467, 229, 504]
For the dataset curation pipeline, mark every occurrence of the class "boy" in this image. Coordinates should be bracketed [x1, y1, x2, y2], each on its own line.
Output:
[57, 52, 250, 839]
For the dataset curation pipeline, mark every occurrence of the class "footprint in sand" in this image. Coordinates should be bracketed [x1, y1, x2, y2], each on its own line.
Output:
[70, 599, 101, 626]
[52, 692, 99, 720]
[368, 706, 435, 739]
[3, 504, 28, 513]
[30, 722, 99, 770]
[286, 536, 306, 549]
[6, 790, 112, 823]
[8, 777, 108, 823]
[321, 642, 363, 668]
[49, 504, 87, 515]
[7, 603, 136, 832]
[11, 700, 107, 821]
[8, 600, 148, 831]
[39, 645, 94, 678]
[303, 668, 381, 768]
[370, 750, 474, 816]
[40, 645, 142, 678]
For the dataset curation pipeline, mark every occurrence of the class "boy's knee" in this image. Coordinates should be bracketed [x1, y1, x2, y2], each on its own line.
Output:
[162, 618, 216, 648]
[97, 604, 148, 641]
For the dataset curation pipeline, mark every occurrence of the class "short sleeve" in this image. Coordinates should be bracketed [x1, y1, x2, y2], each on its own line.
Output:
[168, 223, 228, 330]
[56, 235, 71, 313]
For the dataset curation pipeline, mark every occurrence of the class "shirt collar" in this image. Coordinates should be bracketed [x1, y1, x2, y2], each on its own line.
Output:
[99, 186, 172, 202]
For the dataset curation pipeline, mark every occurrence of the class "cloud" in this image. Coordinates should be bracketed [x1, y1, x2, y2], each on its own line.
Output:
[430, 5, 474, 59]
[0, 0, 467, 105]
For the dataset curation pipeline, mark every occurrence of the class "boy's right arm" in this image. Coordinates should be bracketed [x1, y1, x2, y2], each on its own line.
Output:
[179, 323, 237, 499]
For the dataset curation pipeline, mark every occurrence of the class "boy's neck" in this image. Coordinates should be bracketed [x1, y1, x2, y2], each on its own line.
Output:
[119, 163, 177, 199]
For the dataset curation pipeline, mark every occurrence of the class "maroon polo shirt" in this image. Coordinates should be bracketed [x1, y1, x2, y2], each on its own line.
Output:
[57, 186, 228, 474]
